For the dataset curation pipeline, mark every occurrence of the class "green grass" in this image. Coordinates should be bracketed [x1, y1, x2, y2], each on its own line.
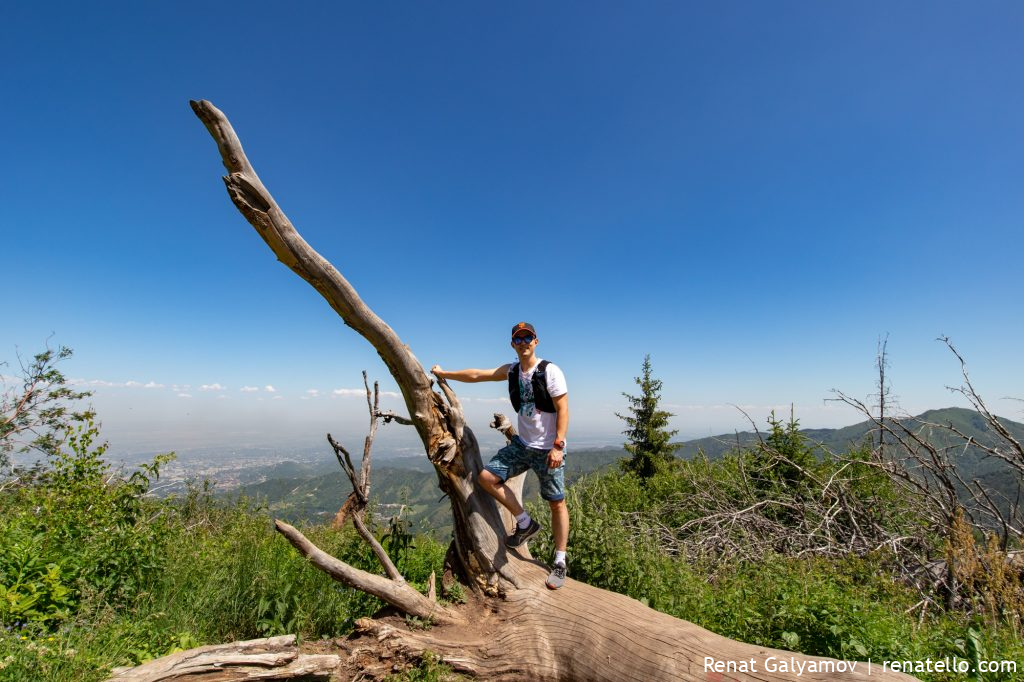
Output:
[0, 477, 447, 681]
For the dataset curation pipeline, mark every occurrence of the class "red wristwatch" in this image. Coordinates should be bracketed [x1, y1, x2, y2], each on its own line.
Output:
[553, 439, 566, 451]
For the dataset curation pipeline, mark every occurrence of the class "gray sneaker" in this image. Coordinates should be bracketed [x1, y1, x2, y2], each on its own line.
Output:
[545, 562, 567, 590]
[507, 519, 541, 548]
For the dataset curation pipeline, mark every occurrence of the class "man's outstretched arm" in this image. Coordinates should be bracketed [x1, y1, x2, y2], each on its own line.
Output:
[431, 364, 509, 383]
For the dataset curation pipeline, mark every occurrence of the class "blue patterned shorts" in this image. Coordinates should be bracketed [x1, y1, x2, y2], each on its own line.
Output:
[484, 437, 566, 502]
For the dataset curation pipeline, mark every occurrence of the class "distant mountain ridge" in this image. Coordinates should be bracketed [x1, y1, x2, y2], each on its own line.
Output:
[675, 406, 1024, 463]
[235, 407, 1023, 532]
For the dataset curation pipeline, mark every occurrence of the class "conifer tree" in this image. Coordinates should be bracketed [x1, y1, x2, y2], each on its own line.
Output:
[616, 354, 679, 479]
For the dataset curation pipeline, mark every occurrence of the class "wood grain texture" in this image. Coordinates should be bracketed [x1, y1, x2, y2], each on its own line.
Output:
[356, 573, 921, 682]
[106, 635, 338, 681]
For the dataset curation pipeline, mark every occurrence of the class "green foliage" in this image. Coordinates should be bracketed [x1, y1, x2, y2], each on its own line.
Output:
[539, 449, 1023, 681]
[0, 422, 174, 629]
[386, 650, 461, 681]
[616, 354, 679, 479]
[0, 536, 74, 627]
[0, 474, 449, 680]
[142, 488, 381, 643]
[533, 470, 668, 601]
[0, 358, 449, 681]
[1, 346, 95, 470]
[757, 409, 817, 485]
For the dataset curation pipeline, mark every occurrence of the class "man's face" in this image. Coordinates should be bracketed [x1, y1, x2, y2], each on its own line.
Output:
[511, 333, 537, 357]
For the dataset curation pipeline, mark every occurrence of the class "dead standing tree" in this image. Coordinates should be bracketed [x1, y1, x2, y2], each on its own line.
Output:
[832, 337, 1024, 614]
[186, 99, 917, 682]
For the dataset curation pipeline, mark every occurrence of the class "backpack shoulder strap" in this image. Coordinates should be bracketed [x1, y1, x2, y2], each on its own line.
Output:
[532, 360, 555, 413]
[507, 362, 521, 412]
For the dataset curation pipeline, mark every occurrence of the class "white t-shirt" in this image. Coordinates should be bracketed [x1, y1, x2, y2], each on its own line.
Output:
[510, 359, 568, 450]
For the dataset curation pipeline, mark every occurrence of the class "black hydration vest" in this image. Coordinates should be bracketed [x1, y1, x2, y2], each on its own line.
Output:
[508, 360, 556, 414]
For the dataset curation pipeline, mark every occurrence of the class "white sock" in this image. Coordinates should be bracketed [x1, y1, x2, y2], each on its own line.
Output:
[554, 550, 567, 566]
[516, 511, 532, 529]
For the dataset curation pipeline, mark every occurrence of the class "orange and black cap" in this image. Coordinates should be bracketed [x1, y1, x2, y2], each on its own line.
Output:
[511, 322, 536, 339]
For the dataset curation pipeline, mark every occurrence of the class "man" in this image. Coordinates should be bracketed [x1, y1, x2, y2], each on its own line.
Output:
[431, 322, 570, 589]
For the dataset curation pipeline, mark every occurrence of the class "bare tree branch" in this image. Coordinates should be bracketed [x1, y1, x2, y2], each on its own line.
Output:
[327, 373, 402, 581]
[274, 521, 457, 625]
[189, 100, 446, 459]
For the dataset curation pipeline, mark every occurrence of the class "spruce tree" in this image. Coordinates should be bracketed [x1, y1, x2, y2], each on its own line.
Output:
[616, 355, 679, 479]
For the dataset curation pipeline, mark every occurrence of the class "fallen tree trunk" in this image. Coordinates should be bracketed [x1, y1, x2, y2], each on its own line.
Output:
[106, 635, 338, 681]
[159, 99, 919, 681]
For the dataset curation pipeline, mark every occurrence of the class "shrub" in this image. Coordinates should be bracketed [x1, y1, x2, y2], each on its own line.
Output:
[0, 422, 173, 629]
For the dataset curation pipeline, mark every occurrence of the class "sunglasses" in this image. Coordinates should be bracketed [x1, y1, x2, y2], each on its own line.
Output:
[511, 335, 536, 345]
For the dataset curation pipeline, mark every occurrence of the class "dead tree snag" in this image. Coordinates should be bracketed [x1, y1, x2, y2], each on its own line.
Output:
[183, 99, 918, 681]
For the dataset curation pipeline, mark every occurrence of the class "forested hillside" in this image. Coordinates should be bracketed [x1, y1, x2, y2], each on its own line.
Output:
[238, 447, 627, 535]
[240, 407, 1024, 535]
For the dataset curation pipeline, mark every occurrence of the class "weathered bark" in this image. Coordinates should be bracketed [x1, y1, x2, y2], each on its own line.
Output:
[185, 99, 919, 681]
[106, 635, 337, 681]
[274, 520, 458, 625]
[353, 573, 914, 681]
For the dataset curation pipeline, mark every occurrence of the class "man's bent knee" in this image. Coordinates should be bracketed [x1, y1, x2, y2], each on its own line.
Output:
[548, 498, 567, 512]
[478, 469, 502, 491]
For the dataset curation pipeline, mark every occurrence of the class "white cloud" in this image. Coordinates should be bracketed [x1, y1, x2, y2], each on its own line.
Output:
[200, 383, 226, 392]
[217, 394, 227, 400]
[70, 378, 118, 387]
[469, 397, 507, 404]
[332, 387, 400, 398]
[240, 386, 260, 393]
[265, 385, 276, 393]
[172, 384, 192, 392]
[306, 389, 320, 397]
[70, 378, 165, 389]
[67, 378, 169, 390]
[272, 395, 284, 400]
[177, 393, 193, 399]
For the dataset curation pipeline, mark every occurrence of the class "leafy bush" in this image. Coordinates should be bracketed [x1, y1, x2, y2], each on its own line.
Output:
[0, 423, 173, 629]
[0, 475, 449, 680]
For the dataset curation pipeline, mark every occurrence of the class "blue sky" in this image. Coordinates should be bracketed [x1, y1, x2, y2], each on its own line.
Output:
[3, 2, 1022, 456]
